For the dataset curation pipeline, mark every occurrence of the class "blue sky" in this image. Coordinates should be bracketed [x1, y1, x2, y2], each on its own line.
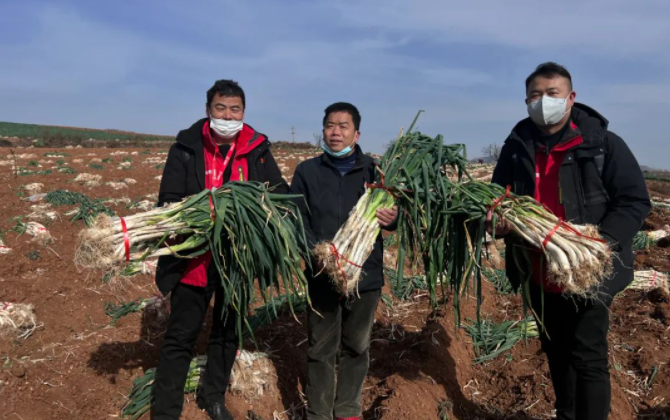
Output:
[1, 0, 669, 168]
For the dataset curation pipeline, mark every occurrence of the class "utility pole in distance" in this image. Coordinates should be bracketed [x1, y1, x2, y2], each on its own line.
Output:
[291, 126, 295, 142]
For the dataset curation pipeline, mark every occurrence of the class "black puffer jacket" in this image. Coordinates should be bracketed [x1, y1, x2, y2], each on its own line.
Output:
[492, 103, 651, 299]
[155, 118, 288, 295]
[290, 145, 391, 293]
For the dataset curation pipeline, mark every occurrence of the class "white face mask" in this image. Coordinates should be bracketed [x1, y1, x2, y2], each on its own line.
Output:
[527, 94, 571, 126]
[210, 117, 243, 138]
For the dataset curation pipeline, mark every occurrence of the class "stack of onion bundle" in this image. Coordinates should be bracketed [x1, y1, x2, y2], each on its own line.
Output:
[75, 181, 311, 337]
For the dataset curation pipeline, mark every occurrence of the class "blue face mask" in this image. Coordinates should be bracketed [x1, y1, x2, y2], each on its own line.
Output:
[322, 137, 356, 157]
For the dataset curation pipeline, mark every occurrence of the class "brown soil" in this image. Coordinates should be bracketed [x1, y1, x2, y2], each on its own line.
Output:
[1, 147, 669, 419]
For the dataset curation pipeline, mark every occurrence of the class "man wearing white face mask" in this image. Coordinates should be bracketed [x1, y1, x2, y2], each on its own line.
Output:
[153, 79, 288, 420]
[490, 63, 650, 420]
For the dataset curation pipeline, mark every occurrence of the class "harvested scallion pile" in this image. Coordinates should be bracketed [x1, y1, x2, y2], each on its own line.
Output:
[383, 266, 428, 300]
[632, 231, 652, 251]
[632, 230, 668, 251]
[45, 189, 90, 206]
[104, 296, 166, 325]
[245, 293, 308, 337]
[627, 270, 669, 293]
[483, 267, 514, 295]
[121, 356, 206, 420]
[465, 317, 538, 364]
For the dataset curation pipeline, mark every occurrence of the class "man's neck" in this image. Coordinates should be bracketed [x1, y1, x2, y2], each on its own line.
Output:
[329, 147, 357, 160]
[535, 114, 570, 135]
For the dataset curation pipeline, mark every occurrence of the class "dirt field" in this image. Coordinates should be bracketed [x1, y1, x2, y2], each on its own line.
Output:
[1, 146, 669, 420]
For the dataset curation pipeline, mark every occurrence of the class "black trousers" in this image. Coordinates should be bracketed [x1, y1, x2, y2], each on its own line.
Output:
[306, 280, 380, 420]
[152, 278, 238, 420]
[530, 286, 611, 420]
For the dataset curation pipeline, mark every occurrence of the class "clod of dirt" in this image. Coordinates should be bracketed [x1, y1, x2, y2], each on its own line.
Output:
[651, 304, 670, 326]
[10, 363, 26, 378]
[648, 288, 670, 304]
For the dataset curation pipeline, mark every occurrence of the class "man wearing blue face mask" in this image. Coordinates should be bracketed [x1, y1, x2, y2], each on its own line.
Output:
[490, 63, 650, 420]
[290, 102, 397, 420]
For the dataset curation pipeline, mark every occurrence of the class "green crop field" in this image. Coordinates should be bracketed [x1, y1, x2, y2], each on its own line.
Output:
[0, 121, 173, 143]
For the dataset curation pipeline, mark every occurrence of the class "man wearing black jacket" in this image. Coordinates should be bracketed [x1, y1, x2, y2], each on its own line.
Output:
[152, 80, 288, 420]
[491, 63, 650, 420]
[290, 102, 397, 420]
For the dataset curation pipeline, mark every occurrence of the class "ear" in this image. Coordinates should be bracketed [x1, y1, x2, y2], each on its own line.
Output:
[568, 90, 577, 107]
[205, 104, 210, 118]
[354, 131, 361, 143]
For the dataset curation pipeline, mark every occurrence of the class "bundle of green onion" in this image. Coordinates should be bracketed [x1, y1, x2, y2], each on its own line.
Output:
[627, 270, 669, 293]
[633, 231, 653, 251]
[315, 112, 469, 297]
[44, 189, 115, 226]
[121, 356, 206, 420]
[446, 180, 613, 297]
[483, 267, 514, 295]
[245, 293, 308, 337]
[75, 181, 311, 337]
[465, 317, 538, 364]
[104, 295, 166, 325]
[383, 266, 428, 300]
[632, 229, 668, 251]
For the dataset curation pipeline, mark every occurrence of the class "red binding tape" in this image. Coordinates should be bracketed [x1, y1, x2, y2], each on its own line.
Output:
[120, 217, 130, 262]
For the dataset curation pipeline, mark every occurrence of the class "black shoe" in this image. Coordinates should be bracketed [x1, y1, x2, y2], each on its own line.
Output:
[196, 393, 234, 420]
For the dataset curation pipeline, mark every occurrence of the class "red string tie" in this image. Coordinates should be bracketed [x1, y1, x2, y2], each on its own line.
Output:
[120, 217, 130, 262]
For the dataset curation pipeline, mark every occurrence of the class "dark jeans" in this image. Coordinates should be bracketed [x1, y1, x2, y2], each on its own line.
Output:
[152, 279, 238, 420]
[306, 281, 380, 420]
[530, 286, 612, 420]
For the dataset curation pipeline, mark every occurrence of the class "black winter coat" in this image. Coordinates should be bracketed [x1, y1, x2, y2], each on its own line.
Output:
[289, 145, 390, 293]
[155, 118, 288, 295]
[492, 103, 651, 300]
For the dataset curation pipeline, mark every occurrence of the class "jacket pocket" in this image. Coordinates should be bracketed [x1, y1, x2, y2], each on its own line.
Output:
[575, 149, 609, 206]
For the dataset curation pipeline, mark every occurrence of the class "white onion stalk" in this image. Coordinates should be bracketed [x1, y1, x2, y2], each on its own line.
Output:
[25, 222, 54, 245]
[314, 187, 396, 295]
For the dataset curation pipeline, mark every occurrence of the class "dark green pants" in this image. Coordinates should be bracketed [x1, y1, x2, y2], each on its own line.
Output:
[306, 281, 380, 420]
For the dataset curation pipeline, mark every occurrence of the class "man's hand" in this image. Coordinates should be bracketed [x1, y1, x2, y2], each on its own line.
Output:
[486, 208, 512, 237]
[377, 206, 398, 227]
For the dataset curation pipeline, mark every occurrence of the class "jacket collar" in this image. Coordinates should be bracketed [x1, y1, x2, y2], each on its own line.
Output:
[507, 102, 608, 152]
[177, 118, 268, 155]
[320, 144, 371, 170]
[176, 118, 270, 190]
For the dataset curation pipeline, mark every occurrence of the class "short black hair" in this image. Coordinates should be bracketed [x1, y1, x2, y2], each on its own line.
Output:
[525, 62, 573, 91]
[207, 79, 246, 108]
[323, 102, 361, 131]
